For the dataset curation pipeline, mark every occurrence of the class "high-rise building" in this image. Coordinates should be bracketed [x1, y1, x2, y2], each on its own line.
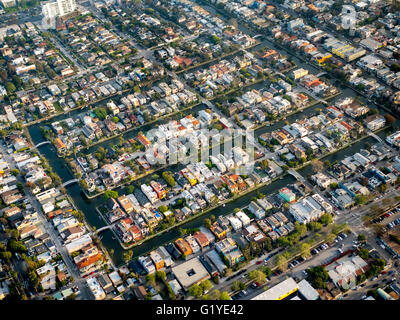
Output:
[42, 0, 77, 29]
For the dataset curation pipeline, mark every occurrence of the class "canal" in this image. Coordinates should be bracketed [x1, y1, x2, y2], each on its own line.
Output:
[28, 117, 389, 266]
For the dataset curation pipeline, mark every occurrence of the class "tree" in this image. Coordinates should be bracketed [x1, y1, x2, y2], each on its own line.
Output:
[94, 107, 108, 120]
[311, 159, 324, 173]
[300, 243, 311, 259]
[12, 75, 22, 88]
[179, 228, 187, 237]
[219, 291, 231, 300]
[308, 221, 322, 232]
[330, 182, 339, 189]
[248, 270, 266, 284]
[0, 251, 12, 263]
[5, 82, 16, 94]
[210, 289, 220, 300]
[320, 213, 333, 226]
[325, 233, 336, 244]
[200, 280, 212, 293]
[355, 194, 368, 206]
[126, 185, 134, 194]
[369, 204, 384, 218]
[378, 183, 387, 193]
[277, 236, 291, 247]
[204, 218, 212, 229]
[162, 171, 176, 187]
[146, 273, 156, 286]
[123, 250, 133, 263]
[358, 248, 369, 260]
[260, 266, 272, 277]
[264, 237, 273, 252]
[224, 268, 233, 277]
[275, 254, 288, 272]
[189, 284, 203, 298]
[103, 190, 118, 200]
[7, 239, 27, 253]
[357, 234, 366, 242]
[231, 280, 242, 292]
[295, 221, 307, 237]
[366, 258, 386, 278]
[260, 159, 269, 170]
[211, 35, 221, 44]
[71, 210, 85, 223]
[0, 70, 7, 82]
[155, 270, 166, 281]
[212, 275, 219, 284]
[307, 266, 329, 289]
[158, 205, 168, 213]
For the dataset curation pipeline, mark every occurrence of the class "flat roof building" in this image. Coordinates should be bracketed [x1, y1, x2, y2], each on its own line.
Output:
[251, 277, 298, 300]
[298, 279, 320, 300]
[171, 257, 210, 290]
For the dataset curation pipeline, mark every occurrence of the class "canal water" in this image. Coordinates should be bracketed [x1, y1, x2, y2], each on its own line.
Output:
[28, 117, 389, 266]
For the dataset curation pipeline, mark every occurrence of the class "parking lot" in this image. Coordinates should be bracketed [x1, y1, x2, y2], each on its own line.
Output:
[288, 232, 356, 282]
[234, 231, 356, 300]
[372, 205, 400, 225]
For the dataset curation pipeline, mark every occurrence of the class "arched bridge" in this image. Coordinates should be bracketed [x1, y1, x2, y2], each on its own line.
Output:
[367, 131, 383, 143]
[288, 168, 306, 183]
[95, 225, 113, 233]
[62, 179, 79, 187]
[32, 141, 51, 149]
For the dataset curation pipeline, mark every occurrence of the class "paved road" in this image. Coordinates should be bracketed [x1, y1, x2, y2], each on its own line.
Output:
[344, 271, 398, 300]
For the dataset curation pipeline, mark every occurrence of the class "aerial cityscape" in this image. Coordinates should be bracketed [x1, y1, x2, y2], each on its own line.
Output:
[0, 0, 400, 303]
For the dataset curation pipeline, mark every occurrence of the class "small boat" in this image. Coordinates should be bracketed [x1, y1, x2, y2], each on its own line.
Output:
[223, 204, 226, 207]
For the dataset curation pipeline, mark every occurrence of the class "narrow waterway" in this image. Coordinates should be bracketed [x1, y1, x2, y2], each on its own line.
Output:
[28, 119, 389, 266]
